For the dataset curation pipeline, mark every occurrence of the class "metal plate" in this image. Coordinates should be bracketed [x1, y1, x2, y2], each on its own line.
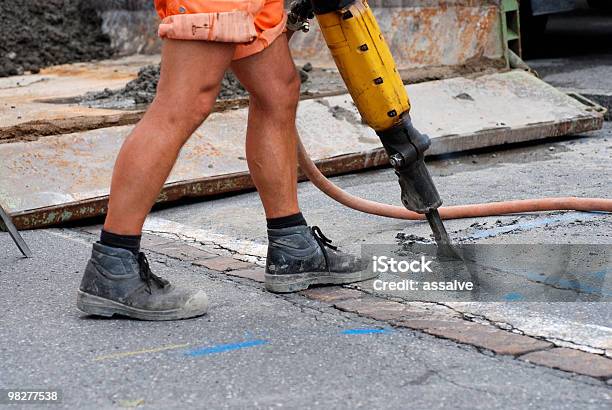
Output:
[0, 70, 603, 229]
[290, 1, 505, 70]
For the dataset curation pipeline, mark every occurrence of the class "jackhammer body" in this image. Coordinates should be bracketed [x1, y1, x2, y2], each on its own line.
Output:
[289, 0, 452, 246]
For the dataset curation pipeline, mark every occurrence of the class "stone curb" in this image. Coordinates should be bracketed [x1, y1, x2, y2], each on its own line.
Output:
[224, 268, 266, 283]
[299, 287, 364, 303]
[150, 242, 218, 262]
[301, 286, 612, 381]
[520, 348, 612, 380]
[332, 296, 551, 356]
[192, 256, 256, 272]
[75, 229, 612, 381]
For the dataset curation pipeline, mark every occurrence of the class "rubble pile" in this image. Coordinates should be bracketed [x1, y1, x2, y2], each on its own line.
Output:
[0, 1, 112, 77]
[83, 64, 311, 107]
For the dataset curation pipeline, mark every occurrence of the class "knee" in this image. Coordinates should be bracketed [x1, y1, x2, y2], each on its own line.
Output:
[154, 82, 218, 133]
[251, 68, 301, 115]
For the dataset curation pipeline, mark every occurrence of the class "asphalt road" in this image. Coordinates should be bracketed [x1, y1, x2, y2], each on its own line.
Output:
[1, 229, 610, 409]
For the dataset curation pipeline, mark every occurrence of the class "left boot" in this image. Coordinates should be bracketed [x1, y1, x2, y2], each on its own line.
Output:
[265, 225, 377, 293]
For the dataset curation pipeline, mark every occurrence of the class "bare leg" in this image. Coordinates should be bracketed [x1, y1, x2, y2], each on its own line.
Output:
[230, 35, 370, 294]
[230, 35, 302, 219]
[103, 40, 236, 235]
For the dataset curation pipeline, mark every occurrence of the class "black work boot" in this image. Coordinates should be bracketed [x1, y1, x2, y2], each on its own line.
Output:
[76, 243, 208, 320]
[265, 225, 376, 293]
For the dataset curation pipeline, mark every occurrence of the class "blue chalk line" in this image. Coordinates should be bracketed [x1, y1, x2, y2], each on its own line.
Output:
[184, 339, 268, 357]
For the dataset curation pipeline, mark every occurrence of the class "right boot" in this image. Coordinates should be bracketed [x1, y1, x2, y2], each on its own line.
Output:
[76, 243, 208, 320]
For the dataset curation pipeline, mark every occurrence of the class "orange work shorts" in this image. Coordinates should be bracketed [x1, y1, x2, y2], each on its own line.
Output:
[154, 0, 287, 60]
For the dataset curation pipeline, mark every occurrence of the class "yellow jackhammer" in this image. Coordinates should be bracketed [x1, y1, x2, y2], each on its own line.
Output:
[288, 0, 453, 248]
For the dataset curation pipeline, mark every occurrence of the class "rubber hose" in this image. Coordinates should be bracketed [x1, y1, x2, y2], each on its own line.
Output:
[297, 139, 612, 220]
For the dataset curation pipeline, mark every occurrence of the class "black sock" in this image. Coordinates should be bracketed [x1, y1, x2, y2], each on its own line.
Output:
[266, 212, 307, 229]
[100, 229, 141, 254]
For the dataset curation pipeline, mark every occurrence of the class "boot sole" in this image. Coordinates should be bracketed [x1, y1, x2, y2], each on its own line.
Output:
[265, 270, 378, 293]
[76, 290, 208, 321]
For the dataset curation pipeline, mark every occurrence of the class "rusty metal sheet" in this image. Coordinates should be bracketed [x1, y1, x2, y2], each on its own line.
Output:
[0, 70, 604, 229]
[290, 0, 505, 70]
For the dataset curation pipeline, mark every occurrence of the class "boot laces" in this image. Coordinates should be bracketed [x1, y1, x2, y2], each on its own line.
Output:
[311, 226, 338, 273]
[137, 252, 169, 294]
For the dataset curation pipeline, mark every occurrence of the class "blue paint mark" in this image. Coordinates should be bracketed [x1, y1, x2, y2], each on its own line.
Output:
[184, 339, 268, 357]
[523, 272, 612, 297]
[342, 328, 390, 335]
[586, 270, 607, 280]
[469, 212, 598, 239]
[503, 292, 524, 301]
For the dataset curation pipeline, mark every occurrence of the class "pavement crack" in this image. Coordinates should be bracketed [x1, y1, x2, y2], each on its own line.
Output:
[435, 373, 496, 395]
[347, 284, 610, 359]
[143, 228, 265, 263]
[437, 303, 607, 355]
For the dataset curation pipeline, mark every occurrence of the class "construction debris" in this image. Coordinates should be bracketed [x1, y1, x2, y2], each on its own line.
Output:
[0, 1, 112, 77]
[81, 64, 312, 108]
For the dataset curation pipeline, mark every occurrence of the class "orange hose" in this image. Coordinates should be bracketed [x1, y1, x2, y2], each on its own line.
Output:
[297, 139, 612, 220]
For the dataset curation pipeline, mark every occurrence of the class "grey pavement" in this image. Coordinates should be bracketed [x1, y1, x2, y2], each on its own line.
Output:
[1, 230, 610, 409]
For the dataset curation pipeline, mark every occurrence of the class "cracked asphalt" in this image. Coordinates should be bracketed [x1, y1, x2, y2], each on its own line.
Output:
[1, 229, 610, 409]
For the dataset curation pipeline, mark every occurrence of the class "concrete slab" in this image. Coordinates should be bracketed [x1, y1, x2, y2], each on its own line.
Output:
[0, 55, 159, 141]
[0, 70, 603, 228]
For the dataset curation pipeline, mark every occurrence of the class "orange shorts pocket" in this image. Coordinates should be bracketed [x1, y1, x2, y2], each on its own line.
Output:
[155, 0, 286, 60]
[158, 11, 258, 42]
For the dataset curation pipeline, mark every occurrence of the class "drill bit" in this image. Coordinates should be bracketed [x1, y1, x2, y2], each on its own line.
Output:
[425, 209, 458, 259]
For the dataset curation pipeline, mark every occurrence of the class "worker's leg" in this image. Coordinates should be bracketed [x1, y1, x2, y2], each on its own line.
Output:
[230, 35, 301, 219]
[77, 39, 235, 320]
[231, 35, 375, 293]
[104, 40, 236, 235]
